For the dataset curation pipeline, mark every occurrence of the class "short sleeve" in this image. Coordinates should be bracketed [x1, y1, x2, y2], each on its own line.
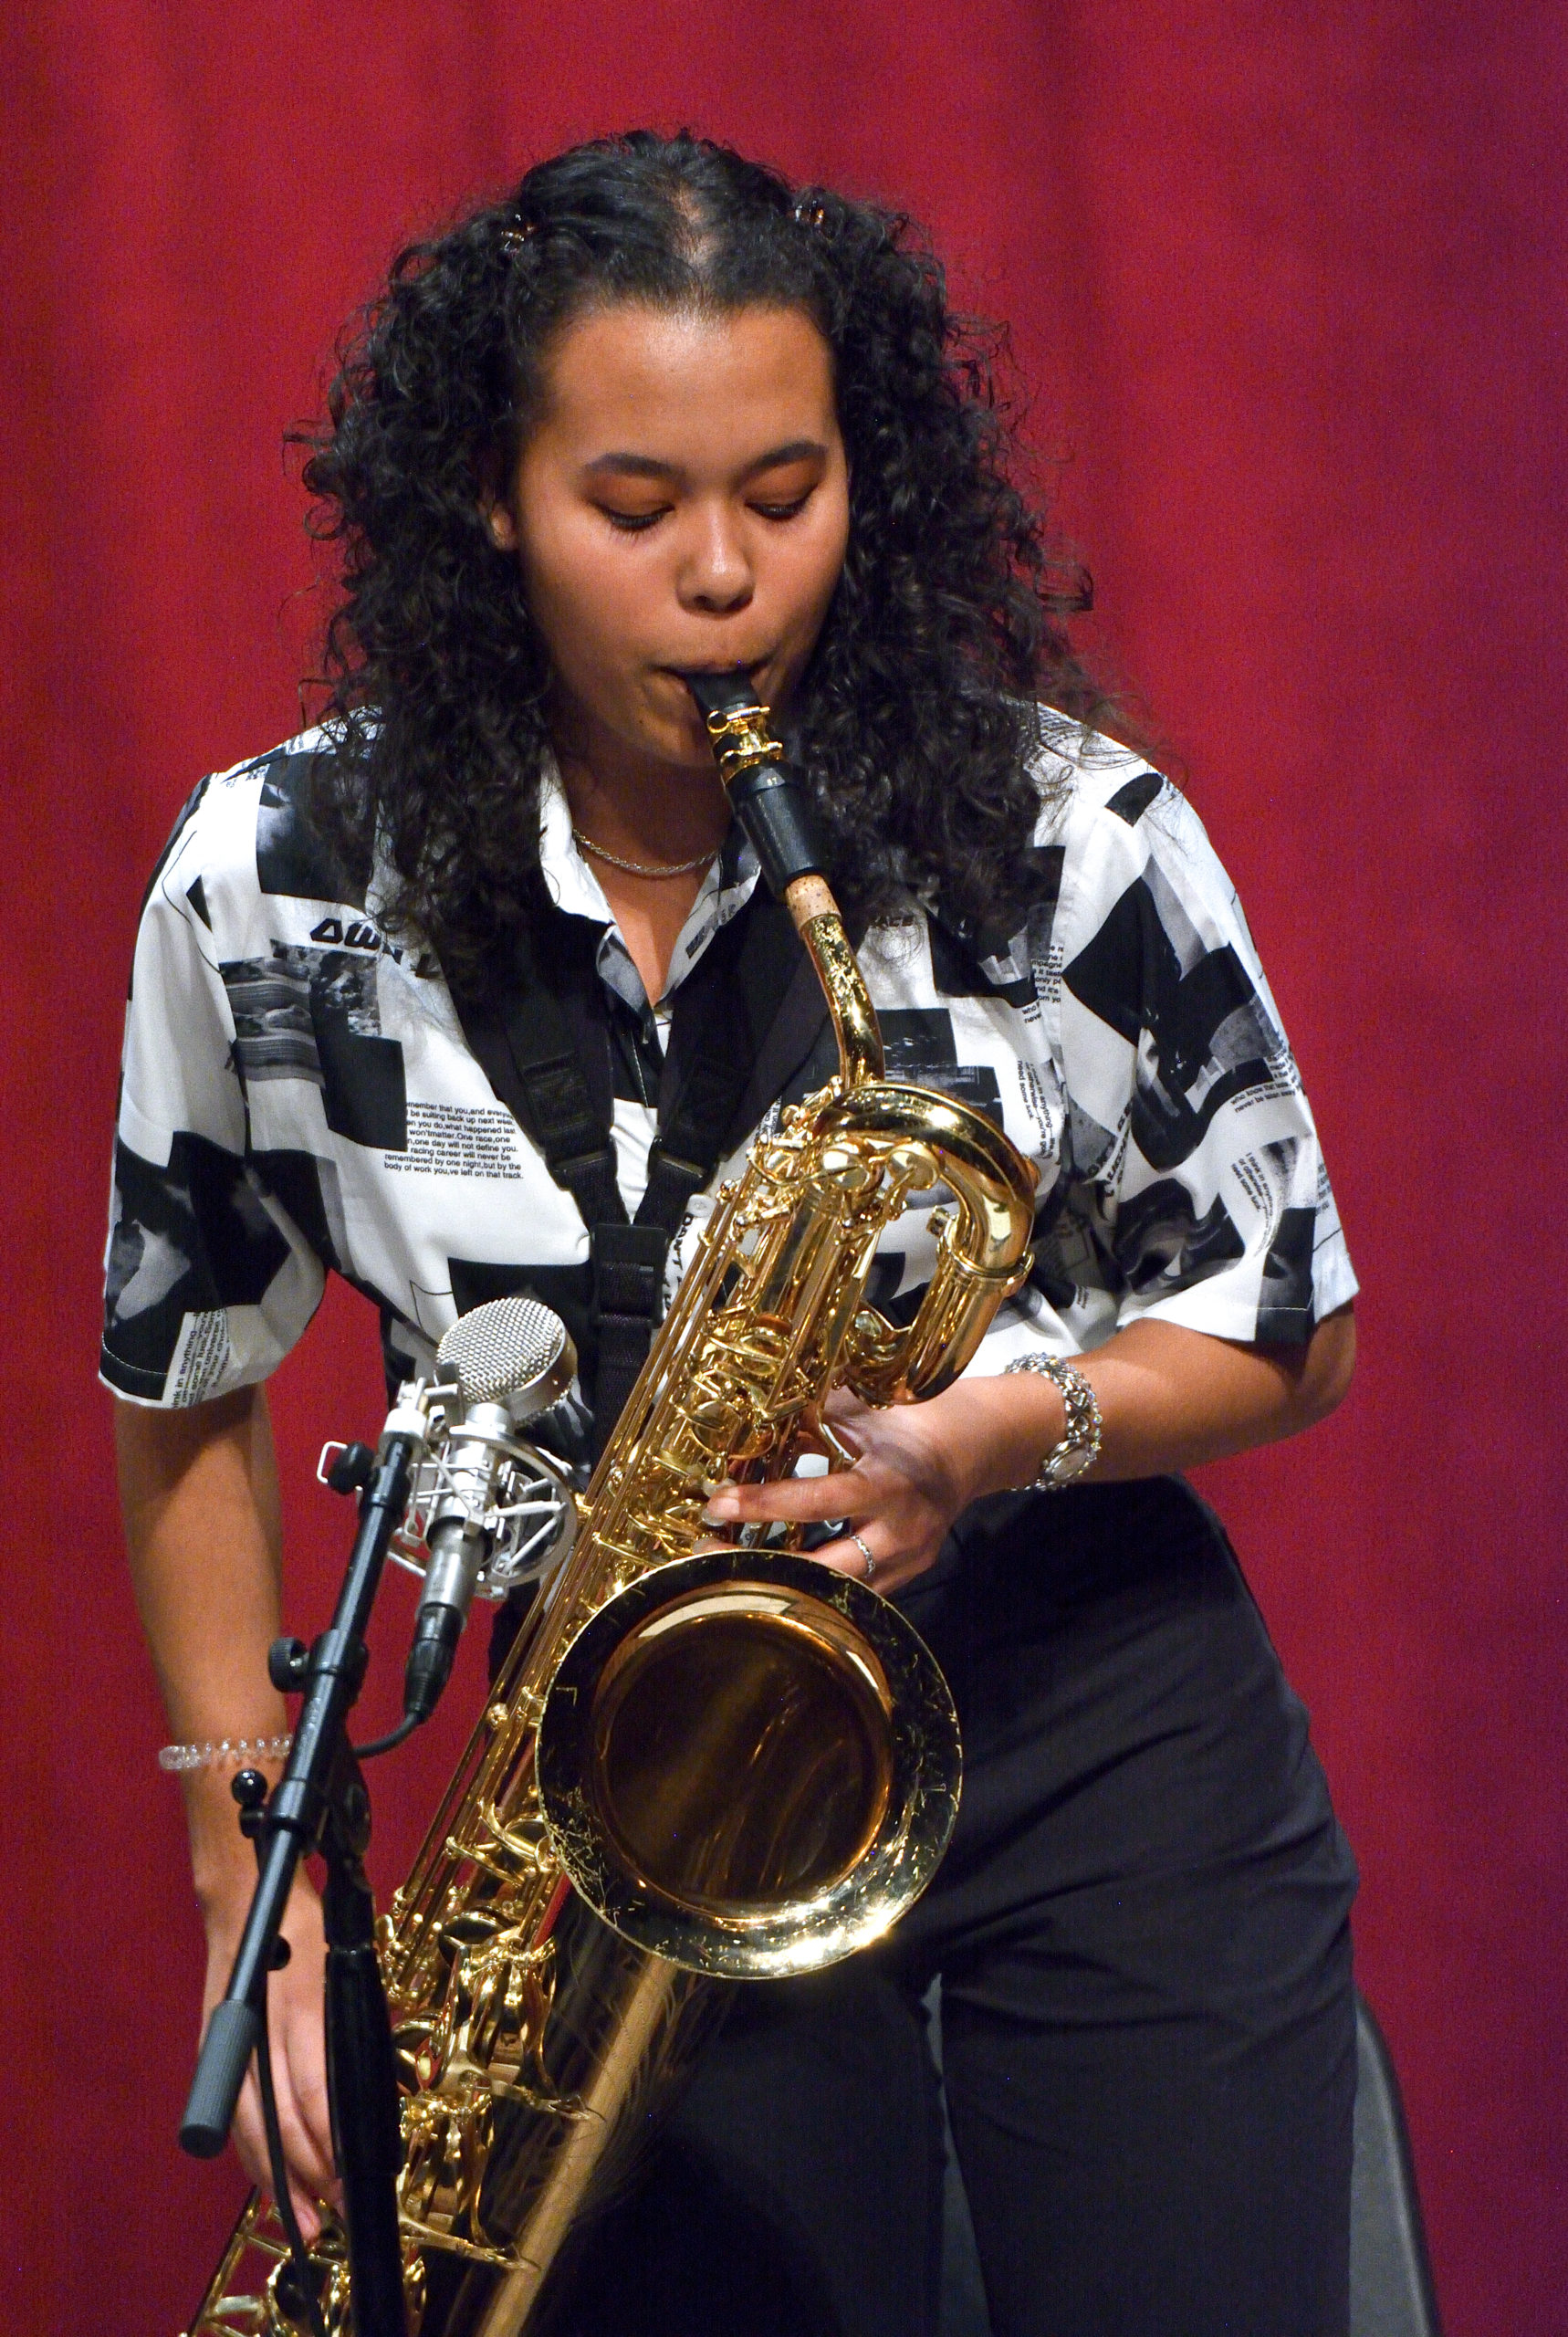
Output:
[100, 783, 328, 1405]
[1046, 770, 1357, 1346]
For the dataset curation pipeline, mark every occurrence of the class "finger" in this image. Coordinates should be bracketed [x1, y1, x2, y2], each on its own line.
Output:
[229, 2070, 271, 2190]
[704, 1468, 870, 1526]
[266, 2075, 337, 2221]
[811, 1527, 937, 1595]
[289, 2167, 329, 2238]
[815, 1533, 915, 1593]
[232, 2074, 325, 2243]
[804, 1392, 866, 1463]
[821, 1386, 872, 1426]
[267, 2025, 340, 2213]
[281, 1984, 339, 2192]
[810, 1528, 883, 1581]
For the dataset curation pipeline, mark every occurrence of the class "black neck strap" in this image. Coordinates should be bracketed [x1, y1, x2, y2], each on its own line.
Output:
[455, 886, 828, 1451]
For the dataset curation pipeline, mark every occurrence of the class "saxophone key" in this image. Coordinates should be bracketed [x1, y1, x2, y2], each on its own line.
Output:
[400, 2074, 495, 2242]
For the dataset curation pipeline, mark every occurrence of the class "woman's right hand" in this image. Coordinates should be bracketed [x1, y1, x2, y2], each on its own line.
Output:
[115, 1389, 346, 2241]
[201, 1871, 341, 2241]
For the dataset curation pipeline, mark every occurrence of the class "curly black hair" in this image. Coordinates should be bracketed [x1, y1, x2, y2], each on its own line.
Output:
[300, 131, 1110, 1000]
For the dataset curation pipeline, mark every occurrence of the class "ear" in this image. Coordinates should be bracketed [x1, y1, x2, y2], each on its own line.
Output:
[484, 498, 519, 552]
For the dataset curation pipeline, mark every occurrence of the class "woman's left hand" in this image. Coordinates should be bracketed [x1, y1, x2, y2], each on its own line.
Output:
[701, 1377, 1051, 1595]
[701, 1312, 1361, 1592]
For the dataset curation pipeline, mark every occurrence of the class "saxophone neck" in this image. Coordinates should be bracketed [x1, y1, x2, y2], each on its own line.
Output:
[783, 877, 884, 1088]
[683, 670, 884, 1088]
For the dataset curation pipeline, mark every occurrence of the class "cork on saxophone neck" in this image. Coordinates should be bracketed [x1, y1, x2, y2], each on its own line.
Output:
[782, 872, 836, 930]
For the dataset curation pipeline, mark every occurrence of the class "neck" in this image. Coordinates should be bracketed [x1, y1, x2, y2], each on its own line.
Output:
[554, 710, 730, 868]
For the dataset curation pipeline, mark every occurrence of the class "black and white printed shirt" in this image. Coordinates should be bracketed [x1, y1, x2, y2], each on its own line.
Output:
[100, 726, 1357, 1411]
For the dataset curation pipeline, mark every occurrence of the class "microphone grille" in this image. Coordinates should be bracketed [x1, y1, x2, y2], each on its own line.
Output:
[435, 1295, 572, 1407]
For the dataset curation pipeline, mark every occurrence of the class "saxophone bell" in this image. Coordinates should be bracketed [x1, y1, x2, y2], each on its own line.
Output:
[536, 1545, 961, 1980]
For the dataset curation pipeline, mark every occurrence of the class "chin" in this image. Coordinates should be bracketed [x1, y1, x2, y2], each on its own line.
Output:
[617, 707, 716, 775]
[633, 687, 721, 765]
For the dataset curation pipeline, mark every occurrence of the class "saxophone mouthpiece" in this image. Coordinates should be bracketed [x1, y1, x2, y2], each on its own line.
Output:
[679, 665, 765, 724]
[679, 667, 825, 901]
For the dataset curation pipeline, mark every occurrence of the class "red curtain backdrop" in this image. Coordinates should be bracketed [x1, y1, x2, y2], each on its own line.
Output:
[4, 5, 1563, 2331]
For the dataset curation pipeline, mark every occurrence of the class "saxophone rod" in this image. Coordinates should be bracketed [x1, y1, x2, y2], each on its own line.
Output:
[680, 668, 884, 1086]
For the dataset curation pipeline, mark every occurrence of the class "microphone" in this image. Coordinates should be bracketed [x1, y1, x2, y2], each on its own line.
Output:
[402, 1296, 576, 1724]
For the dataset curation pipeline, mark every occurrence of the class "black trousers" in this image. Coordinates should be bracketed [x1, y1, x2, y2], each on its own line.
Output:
[546, 1479, 1359, 2337]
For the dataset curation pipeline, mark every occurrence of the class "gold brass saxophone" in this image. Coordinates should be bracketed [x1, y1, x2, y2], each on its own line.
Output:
[184, 678, 1037, 2336]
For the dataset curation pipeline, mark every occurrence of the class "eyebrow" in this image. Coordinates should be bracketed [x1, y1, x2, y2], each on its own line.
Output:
[582, 438, 829, 481]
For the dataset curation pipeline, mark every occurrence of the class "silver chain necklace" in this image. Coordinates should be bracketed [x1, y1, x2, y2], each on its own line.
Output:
[572, 827, 717, 880]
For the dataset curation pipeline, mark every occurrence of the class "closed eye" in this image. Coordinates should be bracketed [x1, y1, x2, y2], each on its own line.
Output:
[602, 508, 668, 535]
[599, 485, 816, 533]
[751, 492, 813, 521]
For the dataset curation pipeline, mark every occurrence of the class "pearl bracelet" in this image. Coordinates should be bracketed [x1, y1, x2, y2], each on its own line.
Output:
[157, 1733, 294, 1775]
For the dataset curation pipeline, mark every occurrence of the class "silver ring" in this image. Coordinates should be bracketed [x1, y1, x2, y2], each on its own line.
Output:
[849, 1532, 876, 1583]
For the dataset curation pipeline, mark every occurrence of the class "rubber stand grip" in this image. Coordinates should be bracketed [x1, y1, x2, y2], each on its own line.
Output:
[180, 1997, 262, 2158]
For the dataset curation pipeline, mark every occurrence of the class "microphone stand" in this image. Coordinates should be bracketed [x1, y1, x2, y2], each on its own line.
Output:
[179, 1432, 416, 2337]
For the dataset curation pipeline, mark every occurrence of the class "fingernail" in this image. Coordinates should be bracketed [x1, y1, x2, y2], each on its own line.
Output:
[703, 1496, 740, 1523]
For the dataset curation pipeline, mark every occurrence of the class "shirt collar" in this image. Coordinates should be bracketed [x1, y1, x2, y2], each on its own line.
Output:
[537, 757, 761, 1011]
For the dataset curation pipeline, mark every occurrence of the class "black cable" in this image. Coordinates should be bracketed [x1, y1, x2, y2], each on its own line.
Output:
[354, 1710, 423, 1760]
[255, 1980, 329, 2337]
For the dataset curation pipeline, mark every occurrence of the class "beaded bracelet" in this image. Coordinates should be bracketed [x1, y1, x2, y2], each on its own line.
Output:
[158, 1734, 294, 1775]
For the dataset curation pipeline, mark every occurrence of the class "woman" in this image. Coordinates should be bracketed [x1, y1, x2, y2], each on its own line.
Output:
[107, 132, 1359, 2336]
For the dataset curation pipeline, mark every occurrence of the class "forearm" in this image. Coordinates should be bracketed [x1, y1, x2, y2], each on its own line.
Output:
[970, 1305, 1359, 1503]
[704, 1304, 1355, 1593]
[116, 1383, 288, 1905]
[116, 1383, 340, 2218]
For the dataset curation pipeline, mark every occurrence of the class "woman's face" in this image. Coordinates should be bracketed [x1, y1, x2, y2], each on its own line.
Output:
[492, 300, 850, 774]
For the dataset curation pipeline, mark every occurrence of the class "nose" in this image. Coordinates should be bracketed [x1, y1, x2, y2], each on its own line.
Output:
[677, 500, 754, 614]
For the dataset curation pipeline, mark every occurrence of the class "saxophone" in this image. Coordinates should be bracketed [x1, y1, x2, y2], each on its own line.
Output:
[185, 675, 1037, 2336]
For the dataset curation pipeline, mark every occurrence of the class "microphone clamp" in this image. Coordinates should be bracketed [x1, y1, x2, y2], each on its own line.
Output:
[319, 1296, 582, 1729]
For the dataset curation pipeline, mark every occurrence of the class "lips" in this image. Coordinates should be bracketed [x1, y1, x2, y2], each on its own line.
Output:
[659, 658, 768, 678]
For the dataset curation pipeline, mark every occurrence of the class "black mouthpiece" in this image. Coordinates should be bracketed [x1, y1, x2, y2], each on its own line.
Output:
[681, 666, 762, 723]
[678, 668, 824, 898]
